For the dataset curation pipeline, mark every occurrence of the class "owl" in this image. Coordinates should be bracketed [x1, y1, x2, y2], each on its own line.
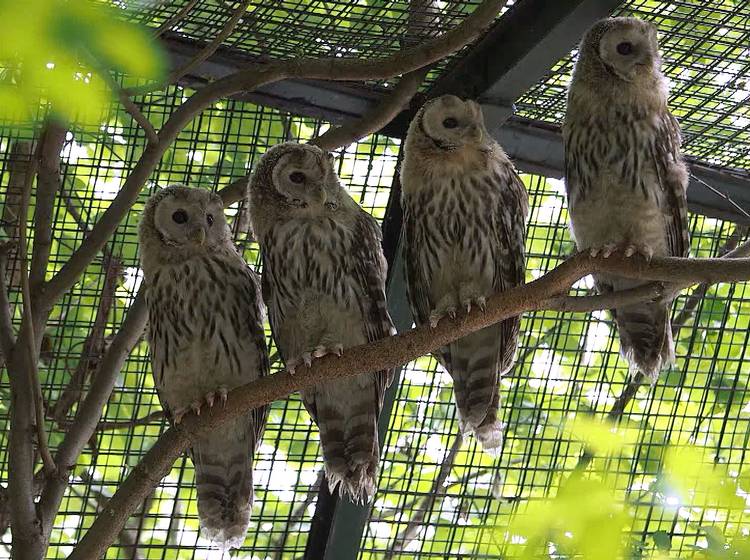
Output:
[139, 185, 269, 550]
[563, 17, 690, 380]
[401, 95, 529, 454]
[248, 143, 396, 503]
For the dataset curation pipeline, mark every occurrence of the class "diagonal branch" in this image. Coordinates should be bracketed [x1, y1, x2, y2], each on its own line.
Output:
[67, 251, 750, 558]
[52, 255, 122, 422]
[38, 290, 148, 538]
[133, 0, 252, 95]
[42, 0, 507, 308]
[152, 0, 200, 38]
[386, 434, 463, 558]
[308, 68, 428, 152]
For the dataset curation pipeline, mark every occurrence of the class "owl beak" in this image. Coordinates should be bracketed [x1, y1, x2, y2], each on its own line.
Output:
[189, 225, 207, 246]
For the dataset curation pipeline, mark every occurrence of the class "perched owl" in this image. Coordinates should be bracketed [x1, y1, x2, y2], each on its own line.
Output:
[139, 185, 269, 549]
[401, 95, 529, 454]
[563, 17, 690, 380]
[248, 143, 396, 503]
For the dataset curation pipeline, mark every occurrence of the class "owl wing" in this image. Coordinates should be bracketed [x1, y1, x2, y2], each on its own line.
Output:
[652, 112, 690, 258]
[239, 263, 271, 444]
[402, 198, 434, 328]
[351, 209, 397, 410]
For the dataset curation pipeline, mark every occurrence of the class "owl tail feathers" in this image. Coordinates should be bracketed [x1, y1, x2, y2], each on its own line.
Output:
[449, 326, 506, 455]
[317, 400, 379, 504]
[192, 433, 255, 551]
[616, 301, 675, 382]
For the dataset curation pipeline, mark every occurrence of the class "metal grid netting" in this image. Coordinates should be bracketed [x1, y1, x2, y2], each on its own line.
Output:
[516, 0, 750, 170]
[120, 0, 501, 90]
[1, 86, 749, 558]
[361, 174, 750, 559]
[0, 85, 400, 558]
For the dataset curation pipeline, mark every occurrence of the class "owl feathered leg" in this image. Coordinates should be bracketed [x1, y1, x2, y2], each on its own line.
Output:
[192, 415, 258, 550]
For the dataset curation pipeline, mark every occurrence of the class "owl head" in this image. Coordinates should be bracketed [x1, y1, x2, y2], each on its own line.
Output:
[250, 142, 340, 212]
[579, 17, 661, 83]
[412, 94, 487, 151]
[139, 185, 229, 269]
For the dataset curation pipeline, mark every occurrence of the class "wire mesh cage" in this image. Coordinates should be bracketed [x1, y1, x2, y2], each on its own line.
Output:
[1, 0, 749, 558]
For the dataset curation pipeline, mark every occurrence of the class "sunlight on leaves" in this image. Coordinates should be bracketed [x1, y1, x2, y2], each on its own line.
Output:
[664, 446, 744, 510]
[0, 0, 164, 126]
[504, 474, 628, 560]
[564, 414, 640, 456]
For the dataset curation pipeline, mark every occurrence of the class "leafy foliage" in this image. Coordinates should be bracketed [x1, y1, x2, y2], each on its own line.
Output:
[0, 0, 164, 126]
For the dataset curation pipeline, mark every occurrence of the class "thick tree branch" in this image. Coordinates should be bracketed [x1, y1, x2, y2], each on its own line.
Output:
[42, 0, 506, 307]
[29, 122, 66, 294]
[0, 242, 16, 356]
[68, 252, 750, 558]
[38, 290, 148, 537]
[6, 143, 46, 557]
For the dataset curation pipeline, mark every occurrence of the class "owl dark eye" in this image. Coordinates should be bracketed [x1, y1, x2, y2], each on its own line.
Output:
[171, 210, 188, 224]
[617, 41, 633, 55]
[206, 214, 214, 226]
[289, 171, 306, 184]
[442, 117, 458, 129]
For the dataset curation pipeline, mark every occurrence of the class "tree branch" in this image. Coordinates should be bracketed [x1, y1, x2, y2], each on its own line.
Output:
[152, 0, 199, 38]
[6, 141, 46, 558]
[0, 242, 16, 357]
[42, 0, 507, 307]
[68, 252, 750, 558]
[133, 0, 252, 95]
[52, 255, 122, 422]
[386, 434, 463, 558]
[29, 122, 66, 294]
[38, 290, 148, 537]
[309, 68, 428, 151]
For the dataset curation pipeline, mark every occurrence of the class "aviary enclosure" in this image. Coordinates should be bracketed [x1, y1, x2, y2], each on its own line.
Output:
[0, 0, 748, 558]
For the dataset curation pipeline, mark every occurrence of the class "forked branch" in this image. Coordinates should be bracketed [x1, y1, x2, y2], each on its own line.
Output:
[68, 250, 750, 558]
[42, 0, 507, 307]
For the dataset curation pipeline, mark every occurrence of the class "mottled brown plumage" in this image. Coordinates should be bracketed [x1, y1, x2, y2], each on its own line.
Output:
[564, 17, 690, 380]
[401, 95, 529, 454]
[249, 143, 395, 502]
[139, 185, 269, 550]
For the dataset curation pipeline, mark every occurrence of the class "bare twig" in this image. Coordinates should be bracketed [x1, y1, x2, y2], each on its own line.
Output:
[38, 291, 148, 540]
[309, 68, 429, 151]
[54, 410, 165, 433]
[386, 434, 463, 557]
[152, 0, 200, 38]
[43, 0, 507, 308]
[68, 251, 750, 558]
[133, 0, 252, 95]
[52, 255, 123, 422]
[271, 469, 324, 560]
[574, 227, 750, 472]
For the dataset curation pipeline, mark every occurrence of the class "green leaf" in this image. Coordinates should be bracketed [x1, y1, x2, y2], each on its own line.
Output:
[652, 530, 672, 551]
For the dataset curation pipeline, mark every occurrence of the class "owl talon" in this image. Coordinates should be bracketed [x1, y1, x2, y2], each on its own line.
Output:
[173, 407, 189, 424]
[624, 243, 653, 261]
[191, 401, 202, 416]
[285, 358, 299, 375]
[333, 344, 344, 357]
[476, 297, 487, 312]
[302, 352, 313, 368]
